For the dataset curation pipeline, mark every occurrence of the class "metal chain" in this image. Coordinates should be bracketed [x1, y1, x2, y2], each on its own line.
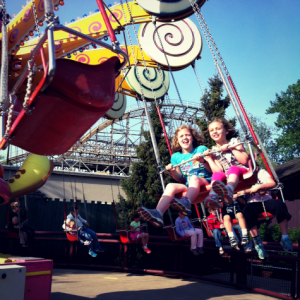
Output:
[152, 18, 184, 107]
[32, 0, 41, 37]
[4, 94, 14, 138]
[189, 0, 247, 110]
[23, 60, 36, 110]
[191, 61, 204, 96]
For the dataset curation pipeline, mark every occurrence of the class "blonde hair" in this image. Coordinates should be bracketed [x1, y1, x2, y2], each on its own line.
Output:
[172, 125, 204, 152]
[207, 118, 236, 140]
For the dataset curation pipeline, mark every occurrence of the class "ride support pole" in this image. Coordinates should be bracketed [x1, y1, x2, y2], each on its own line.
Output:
[141, 97, 173, 224]
[96, 0, 117, 42]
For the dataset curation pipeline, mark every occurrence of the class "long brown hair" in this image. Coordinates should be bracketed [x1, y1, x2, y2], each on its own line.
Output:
[172, 125, 204, 152]
[207, 118, 236, 140]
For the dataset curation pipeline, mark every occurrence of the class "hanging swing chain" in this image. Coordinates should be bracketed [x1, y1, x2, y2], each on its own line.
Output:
[32, 0, 41, 38]
[119, 0, 162, 167]
[191, 60, 204, 96]
[152, 17, 184, 107]
[23, 60, 36, 111]
[4, 94, 14, 139]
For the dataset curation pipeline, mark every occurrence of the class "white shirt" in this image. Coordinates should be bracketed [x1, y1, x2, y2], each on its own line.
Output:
[66, 212, 87, 228]
[246, 169, 273, 203]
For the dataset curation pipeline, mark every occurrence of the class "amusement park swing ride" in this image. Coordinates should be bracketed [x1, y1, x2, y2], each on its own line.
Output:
[0, 0, 284, 239]
[0, 1, 291, 298]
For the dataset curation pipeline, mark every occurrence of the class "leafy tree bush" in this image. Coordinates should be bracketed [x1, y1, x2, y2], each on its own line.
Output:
[266, 79, 300, 163]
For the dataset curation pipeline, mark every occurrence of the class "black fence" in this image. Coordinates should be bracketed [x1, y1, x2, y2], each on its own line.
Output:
[0, 196, 116, 233]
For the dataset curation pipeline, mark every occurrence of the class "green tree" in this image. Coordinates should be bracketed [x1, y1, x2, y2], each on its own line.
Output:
[117, 103, 172, 229]
[266, 79, 300, 163]
[197, 75, 237, 148]
[247, 114, 278, 167]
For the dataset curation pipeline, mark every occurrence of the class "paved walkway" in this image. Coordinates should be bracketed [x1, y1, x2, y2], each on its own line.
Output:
[51, 269, 279, 300]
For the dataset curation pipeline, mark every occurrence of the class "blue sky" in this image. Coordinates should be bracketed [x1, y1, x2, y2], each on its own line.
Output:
[7, 0, 300, 128]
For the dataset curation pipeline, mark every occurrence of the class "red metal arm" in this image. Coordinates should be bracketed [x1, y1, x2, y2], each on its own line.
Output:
[96, 0, 117, 43]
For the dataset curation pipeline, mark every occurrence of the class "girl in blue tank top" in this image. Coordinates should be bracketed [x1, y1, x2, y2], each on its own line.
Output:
[139, 125, 212, 227]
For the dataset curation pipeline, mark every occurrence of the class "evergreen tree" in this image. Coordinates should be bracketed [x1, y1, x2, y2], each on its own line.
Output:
[196, 75, 237, 148]
[266, 79, 300, 163]
[117, 103, 173, 229]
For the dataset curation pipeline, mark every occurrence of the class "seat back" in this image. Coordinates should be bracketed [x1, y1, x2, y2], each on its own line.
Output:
[257, 212, 275, 221]
[118, 227, 137, 244]
[66, 232, 78, 242]
[7, 230, 19, 239]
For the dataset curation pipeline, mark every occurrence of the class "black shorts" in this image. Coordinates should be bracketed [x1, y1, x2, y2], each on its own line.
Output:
[243, 199, 292, 230]
[222, 200, 243, 219]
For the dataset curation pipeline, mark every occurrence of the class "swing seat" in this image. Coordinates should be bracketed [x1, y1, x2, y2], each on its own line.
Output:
[165, 225, 201, 242]
[66, 232, 78, 242]
[177, 155, 258, 204]
[7, 230, 19, 239]
[118, 227, 145, 244]
[0, 178, 11, 206]
[7, 57, 121, 156]
[258, 212, 275, 221]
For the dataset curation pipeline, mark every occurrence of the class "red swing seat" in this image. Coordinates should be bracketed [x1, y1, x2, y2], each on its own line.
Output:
[5, 57, 121, 156]
[118, 227, 146, 244]
[258, 212, 275, 221]
[7, 229, 20, 239]
[176, 155, 258, 204]
[66, 232, 78, 242]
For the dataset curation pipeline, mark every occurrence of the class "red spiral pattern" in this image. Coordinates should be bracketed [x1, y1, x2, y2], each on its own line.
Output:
[23, 7, 33, 22]
[88, 22, 102, 34]
[98, 57, 109, 64]
[75, 54, 90, 64]
[68, 27, 82, 39]
[108, 9, 123, 23]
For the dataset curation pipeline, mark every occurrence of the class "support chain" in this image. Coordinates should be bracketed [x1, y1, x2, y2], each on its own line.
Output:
[32, 0, 41, 38]
[120, 0, 174, 224]
[4, 94, 14, 139]
[23, 60, 36, 110]
[191, 60, 204, 96]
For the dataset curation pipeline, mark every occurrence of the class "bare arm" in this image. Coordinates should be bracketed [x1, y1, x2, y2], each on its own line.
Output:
[222, 140, 248, 165]
[248, 177, 276, 194]
[203, 150, 224, 173]
[167, 164, 184, 182]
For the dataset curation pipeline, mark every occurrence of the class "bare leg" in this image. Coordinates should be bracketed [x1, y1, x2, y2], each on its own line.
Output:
[279, 219, 288, 235]
[157, 183, 187, 214]
[223, 215, 233, 233]
[144, 233, 149, 244]
[236, 212, 247, 229]
[249, 226, 259, 237]
[227, 173, 239, 190]
[141, 235, 146, 247]
[186, 176, 209, 203]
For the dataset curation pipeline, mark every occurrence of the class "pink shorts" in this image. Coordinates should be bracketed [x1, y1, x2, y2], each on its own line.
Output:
[130, 231, 143, 240]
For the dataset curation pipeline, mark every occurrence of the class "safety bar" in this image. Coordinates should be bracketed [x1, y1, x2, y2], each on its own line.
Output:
[117, 224, 148, 233]
[159, 142, 245, 174]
